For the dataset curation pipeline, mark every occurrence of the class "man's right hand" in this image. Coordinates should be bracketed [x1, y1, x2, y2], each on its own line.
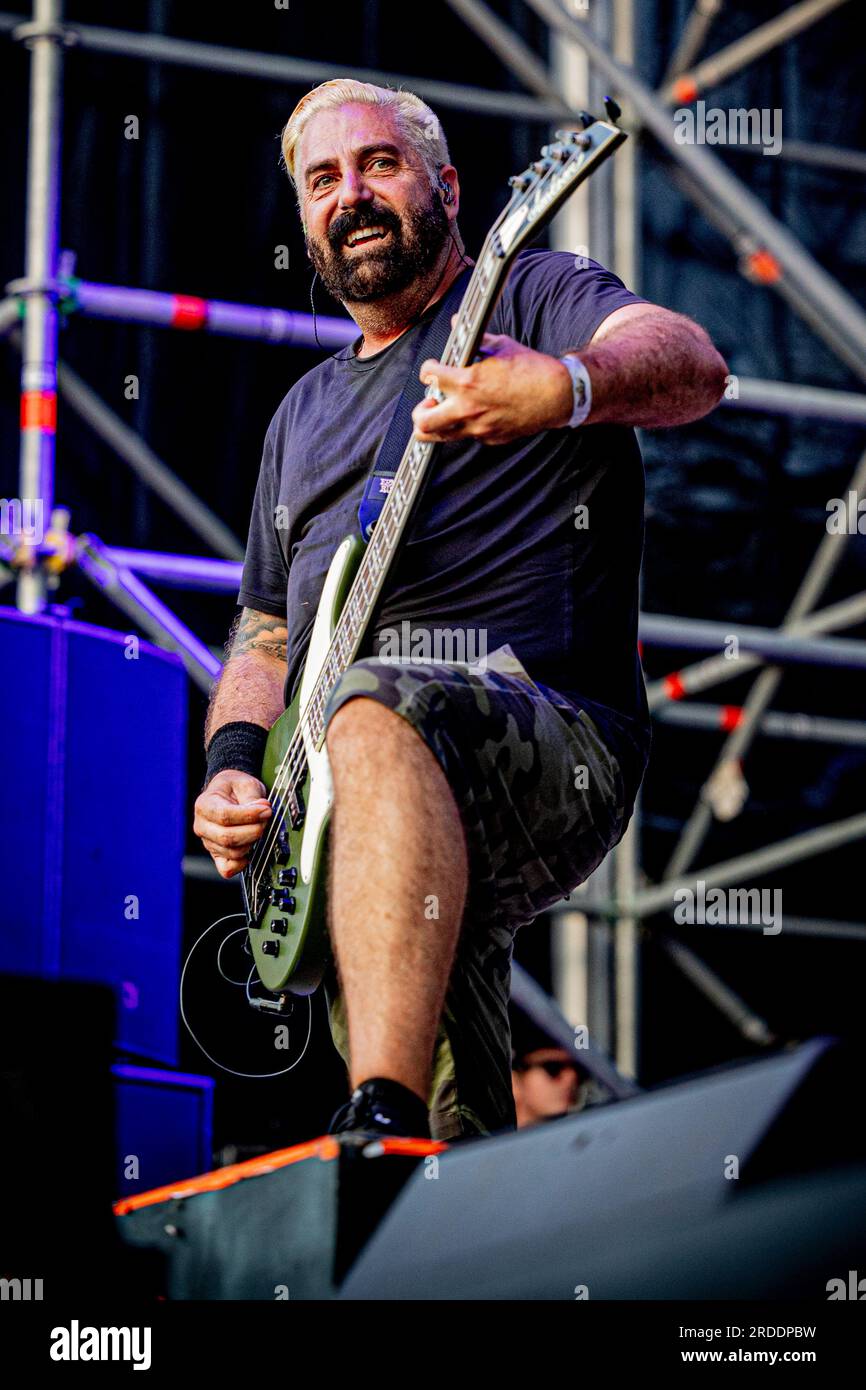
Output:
[193, 769, 273, 879]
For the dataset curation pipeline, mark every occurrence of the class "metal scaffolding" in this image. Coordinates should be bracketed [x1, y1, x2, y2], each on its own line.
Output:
[2, 0, 864, 1090]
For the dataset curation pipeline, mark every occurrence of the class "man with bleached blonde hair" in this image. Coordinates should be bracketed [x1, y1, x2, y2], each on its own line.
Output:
[194, 79, 727, 1142]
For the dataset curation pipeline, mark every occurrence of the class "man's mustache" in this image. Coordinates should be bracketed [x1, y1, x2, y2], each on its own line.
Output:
[326, 206, 402, 251]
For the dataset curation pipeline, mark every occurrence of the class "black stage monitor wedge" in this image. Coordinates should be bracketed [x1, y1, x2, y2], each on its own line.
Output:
[341, 1037, 866, 1300]
[0, 975, 129, 1299]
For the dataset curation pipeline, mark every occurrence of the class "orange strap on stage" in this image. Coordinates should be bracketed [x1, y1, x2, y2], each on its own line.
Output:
[113, 1133, 447, 1215]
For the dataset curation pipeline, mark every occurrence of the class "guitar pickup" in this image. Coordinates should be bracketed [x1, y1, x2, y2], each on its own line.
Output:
[287, 786, 305, 830]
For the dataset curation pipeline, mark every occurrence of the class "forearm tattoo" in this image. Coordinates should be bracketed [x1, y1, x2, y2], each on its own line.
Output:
[231, 608, 289, 663]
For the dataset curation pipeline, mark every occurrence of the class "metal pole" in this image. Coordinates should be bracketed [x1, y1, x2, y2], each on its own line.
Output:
[662, 0, 725, 85]
[656, 701, 866, 749]
[613, 794, 641, 1078]
[0, 296, 21, 336]
[659, 937, 776, 1045]
[636, 813, 866, 919]
[0, 10, 565, 121]
[660, 0, 851, 104]
[718, 377, 866, 425]
[639, 614, 866, 671]
[611, 0, 640, 1081]
[15, 0, 64, 614]
[726, 138, 866, 177]
[75, 534, 221, 692]
[66, 278, 356, 348]
[672, 912, 866, 944]
[664, 447, 866, 880]
[510, 960, 641, 1100]
[549, 898, 866, 944]
[647, 591, 866, 711]
[443, 0, 554, 97]
[523, 0, 866, 374]
[664, 161, 866, 383]
[104, 549, 243, 592]
[51, 350, 244, 559]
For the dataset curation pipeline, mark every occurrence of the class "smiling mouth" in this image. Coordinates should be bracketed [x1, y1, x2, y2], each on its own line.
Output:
[343, 225, 390, 249]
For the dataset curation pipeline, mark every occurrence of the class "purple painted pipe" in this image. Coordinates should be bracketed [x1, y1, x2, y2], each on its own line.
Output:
[66, 278, 357, 348]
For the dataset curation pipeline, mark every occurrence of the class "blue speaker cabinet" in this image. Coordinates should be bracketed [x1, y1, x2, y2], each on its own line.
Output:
[0, 606, 188, 1064]
[113, 1063, 214, 1198]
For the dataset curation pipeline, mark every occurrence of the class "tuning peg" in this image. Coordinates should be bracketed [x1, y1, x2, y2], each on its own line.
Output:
[603, 95, 622, 123]
[508, 171, 532, 190]
[578, 110, 594, 129]
[541, 142, 569, 162]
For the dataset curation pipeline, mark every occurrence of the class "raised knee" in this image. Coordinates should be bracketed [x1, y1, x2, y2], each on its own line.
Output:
[325, 695, 402, 762]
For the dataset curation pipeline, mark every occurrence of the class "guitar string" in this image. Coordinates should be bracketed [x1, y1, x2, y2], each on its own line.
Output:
[247, 140, 589, 900]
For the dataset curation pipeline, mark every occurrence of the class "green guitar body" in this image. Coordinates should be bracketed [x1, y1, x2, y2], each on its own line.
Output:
[247, 534, 365, 995]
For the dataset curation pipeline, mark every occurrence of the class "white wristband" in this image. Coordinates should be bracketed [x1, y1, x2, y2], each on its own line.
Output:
[559, 353, 593, 428]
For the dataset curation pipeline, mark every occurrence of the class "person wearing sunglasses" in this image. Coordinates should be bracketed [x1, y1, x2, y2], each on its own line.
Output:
[511, 1012, 586, 1128]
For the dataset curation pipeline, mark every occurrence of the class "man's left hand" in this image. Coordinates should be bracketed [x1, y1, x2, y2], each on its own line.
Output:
[414, 331, 573, 446]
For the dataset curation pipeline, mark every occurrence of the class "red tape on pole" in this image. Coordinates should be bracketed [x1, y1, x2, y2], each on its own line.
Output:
[720, 705, 744, 731]
[663, 672, 686, 701]
[20, 390, 57, 433]
[171, 295, 208, 329]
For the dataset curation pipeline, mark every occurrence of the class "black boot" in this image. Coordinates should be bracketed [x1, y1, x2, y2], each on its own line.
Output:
[328, 1076, 431, 1140]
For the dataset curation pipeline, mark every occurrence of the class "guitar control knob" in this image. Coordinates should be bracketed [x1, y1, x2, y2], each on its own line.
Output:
[271, 918, 288, 937]
[262, 940, 280, 957]
[278, 868, 298, 888]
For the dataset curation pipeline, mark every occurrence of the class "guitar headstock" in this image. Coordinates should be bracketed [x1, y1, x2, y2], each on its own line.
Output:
[494, 105, 627, 259]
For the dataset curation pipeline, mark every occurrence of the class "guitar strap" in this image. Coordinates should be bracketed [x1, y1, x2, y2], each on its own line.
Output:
[357, 265, 473, 543]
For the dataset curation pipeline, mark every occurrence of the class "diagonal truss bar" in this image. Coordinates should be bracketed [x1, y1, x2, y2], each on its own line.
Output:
[444, 0, 556, 97]
[658, 936, 776, 1044]
[0, 296, 20, 336]
[664, 162, 866, 382]
[663, 447, 866, 880]
[637, 812, 866, 919]
[511, 960, 641, 1099]
[660, 0, 851, 104]
[51, 350, 244, 560]
[647, 592, 866, 711]
[75, 533, 221, 692]
[523, 0, 866, 375]
[662, 0, 726, 85]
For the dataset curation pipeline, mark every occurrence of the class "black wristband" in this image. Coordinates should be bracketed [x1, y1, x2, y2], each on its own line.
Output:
[203, 721, 269, 792]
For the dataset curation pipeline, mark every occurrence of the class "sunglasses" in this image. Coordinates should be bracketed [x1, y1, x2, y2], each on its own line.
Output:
[521, 1059, 579, 1079]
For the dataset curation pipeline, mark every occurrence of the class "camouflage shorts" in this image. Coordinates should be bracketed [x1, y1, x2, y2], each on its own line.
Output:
[321, 646, 627, 1142]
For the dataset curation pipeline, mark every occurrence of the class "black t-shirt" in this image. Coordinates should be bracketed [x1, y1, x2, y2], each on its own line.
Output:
[238, 249, 651, 806]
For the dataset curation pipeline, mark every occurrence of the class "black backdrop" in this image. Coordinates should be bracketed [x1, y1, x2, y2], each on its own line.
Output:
[1, 0, 864, 1154]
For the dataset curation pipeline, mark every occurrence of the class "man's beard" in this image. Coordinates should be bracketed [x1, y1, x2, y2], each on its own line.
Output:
[306, 187, 451, 304]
